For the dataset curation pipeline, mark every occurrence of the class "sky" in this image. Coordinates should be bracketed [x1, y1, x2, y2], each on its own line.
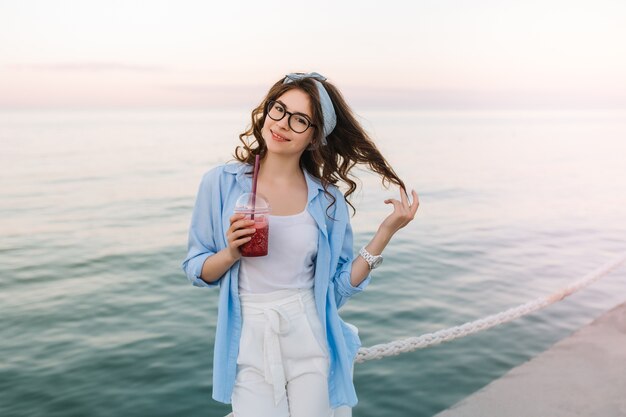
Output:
[1, 0, 625, 109]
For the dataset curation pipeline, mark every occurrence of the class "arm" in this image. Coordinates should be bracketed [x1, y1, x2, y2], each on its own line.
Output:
[349, 226, 393, 287]
[181, 171, 221, 287]
[349, 187, 419, 287]
[332, 216, 370, 309]
[197, 248, 238, 284]
[181, 170, 256, 287]
[198, 214, 257, 283]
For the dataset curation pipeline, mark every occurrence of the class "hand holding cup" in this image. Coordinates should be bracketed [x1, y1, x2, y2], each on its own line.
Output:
[225, 213, 256, 261]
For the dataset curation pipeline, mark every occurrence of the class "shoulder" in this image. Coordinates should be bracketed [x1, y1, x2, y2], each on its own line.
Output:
[324, 183, 350, 221]
[200, 161, 249, 185]
[195, 163, 244, 200]
[329, 183, 344, 200]
[326, 183, 344, 205]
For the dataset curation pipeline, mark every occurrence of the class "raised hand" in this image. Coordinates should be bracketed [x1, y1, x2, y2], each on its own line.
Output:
[380, 187, 419, 234]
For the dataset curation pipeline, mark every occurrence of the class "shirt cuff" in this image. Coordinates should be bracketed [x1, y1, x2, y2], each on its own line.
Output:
[191, 275, 218, 288]
[335, 269, 372, 298]
[183, 253, 220, 288]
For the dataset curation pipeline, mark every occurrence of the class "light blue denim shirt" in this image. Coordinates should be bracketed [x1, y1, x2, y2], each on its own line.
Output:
[181, 161, 372, 408]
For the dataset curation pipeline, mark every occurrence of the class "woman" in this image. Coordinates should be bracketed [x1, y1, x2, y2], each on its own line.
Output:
[182, 72, 419, 417]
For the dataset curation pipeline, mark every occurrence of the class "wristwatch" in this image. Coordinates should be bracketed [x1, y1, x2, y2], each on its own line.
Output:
[359, 246, 383, 270]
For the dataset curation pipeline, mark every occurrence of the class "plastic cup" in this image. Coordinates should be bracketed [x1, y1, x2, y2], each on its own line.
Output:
[234, 192, 270, 257]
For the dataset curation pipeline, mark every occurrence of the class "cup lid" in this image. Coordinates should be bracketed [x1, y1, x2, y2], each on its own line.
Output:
[234, 192, 271, 213]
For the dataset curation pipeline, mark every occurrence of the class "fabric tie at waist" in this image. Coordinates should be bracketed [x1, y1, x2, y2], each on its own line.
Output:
[240, 289, 312, 406]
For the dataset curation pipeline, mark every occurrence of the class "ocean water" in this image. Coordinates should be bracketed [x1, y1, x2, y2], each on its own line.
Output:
[1, 108, 625, 417]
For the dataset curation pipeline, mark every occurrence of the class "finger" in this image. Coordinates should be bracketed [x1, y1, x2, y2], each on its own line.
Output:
[229, 219, 255, 233]
[229, 213, 246, 224]
[235, 218, 255, 229]
[231, 228, 256, 240]
[410, 190, 420, 214]
[232, 236, 253, 248]
[399, 187, 409, 208]
[384, 198, 402, 211]
[227, 228, 255, 244]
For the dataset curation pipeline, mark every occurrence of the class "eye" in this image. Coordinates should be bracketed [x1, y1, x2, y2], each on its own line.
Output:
[273, 103, 285, 113]
[295, 115, 309, 126]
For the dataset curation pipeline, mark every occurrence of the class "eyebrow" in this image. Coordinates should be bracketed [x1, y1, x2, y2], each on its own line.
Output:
[275, 100, 313, 120]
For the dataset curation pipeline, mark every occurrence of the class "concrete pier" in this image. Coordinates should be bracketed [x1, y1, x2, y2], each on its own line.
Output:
[435, 302, 626, 417]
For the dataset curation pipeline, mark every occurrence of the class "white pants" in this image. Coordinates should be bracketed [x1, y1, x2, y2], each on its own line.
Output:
[232, 288, 333, 417]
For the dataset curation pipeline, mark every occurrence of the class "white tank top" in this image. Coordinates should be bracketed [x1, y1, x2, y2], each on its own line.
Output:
[238, 209, 318, 294]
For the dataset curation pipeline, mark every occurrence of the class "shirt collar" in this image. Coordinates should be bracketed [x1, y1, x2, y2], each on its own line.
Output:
[223, 161, 324, 203]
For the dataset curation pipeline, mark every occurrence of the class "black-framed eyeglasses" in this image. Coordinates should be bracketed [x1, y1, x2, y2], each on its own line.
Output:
[266, 100, 315, 134]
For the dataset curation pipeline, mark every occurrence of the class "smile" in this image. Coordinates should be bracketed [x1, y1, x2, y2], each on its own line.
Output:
[271, 130, 290, 142]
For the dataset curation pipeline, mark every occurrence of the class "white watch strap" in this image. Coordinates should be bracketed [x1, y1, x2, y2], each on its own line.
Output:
[359, 246, 382, 269]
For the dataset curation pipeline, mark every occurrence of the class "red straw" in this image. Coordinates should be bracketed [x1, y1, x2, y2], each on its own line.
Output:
[250, 154, 260, 220]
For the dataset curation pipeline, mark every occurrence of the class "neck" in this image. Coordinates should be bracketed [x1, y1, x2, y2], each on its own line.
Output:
[259, 152, 304, 183]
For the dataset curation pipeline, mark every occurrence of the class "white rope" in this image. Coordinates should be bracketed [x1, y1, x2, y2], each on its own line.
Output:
[355, 251, 626, 363]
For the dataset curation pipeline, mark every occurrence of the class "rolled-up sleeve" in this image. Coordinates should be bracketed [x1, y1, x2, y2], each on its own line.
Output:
[332, 198, 372, 309]
[181, 171, 220, 288]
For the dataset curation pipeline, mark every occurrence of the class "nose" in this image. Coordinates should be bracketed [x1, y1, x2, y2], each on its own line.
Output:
[275, 114, 290, 130]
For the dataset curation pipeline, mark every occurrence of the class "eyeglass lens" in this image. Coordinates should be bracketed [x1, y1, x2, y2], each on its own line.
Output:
[267, 101, 311, 133]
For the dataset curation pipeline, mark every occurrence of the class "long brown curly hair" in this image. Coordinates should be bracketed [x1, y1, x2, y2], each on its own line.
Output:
[234, 74, 406, 216]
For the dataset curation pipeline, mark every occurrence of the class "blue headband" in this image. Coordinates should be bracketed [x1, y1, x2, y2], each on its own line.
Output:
[283, 72, 336, 145]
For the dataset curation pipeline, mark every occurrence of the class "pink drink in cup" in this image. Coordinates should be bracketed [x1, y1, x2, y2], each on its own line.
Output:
[234, 192, 270, 257]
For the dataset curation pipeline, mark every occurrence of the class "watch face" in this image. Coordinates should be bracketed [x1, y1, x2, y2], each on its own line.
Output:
[372, 257, 383, 269]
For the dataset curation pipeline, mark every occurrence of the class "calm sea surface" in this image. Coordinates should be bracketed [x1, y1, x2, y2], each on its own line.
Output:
[1, 108, 625, 417]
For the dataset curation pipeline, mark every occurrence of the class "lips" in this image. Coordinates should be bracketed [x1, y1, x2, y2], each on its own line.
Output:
[270, 130, 290, 142]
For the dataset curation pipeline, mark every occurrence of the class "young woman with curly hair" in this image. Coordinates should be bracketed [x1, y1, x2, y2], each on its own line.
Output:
[183, 72, 419, 417]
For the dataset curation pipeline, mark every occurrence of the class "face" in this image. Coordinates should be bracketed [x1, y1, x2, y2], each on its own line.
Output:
[261, 88, 315, 157]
